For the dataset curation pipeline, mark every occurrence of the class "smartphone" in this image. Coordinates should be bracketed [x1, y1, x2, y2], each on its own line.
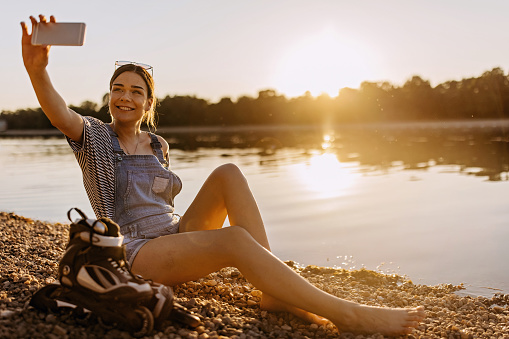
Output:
[31, 22, 86, 46]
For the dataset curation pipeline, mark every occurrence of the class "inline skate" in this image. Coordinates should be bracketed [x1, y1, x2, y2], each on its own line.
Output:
[30, 208, 200, 337]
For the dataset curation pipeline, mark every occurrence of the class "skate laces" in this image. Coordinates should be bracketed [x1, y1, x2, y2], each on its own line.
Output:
[107, 257, 132, 278]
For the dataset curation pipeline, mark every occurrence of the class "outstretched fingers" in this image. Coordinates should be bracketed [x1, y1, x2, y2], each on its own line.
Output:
[20, 21, 28, 35]
[21, 16, 39, 37]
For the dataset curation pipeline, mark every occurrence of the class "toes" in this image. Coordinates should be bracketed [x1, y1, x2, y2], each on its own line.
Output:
[404, 320, 420, 328]
[414, 306, 425, 314]
[407, 307, 426, 318]
[408, 313, 424, 321]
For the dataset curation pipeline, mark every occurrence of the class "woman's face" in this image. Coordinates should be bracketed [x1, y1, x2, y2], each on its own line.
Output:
[109, 71, 153, 124]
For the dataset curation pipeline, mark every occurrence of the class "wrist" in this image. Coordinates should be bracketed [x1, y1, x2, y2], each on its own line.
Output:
[27, 68, 49, 81]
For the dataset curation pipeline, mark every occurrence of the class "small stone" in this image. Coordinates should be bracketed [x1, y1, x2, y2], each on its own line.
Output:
[250, 289, 262, 298]
[459, 330, 472, 339]
[0, 310, 15, 318]
[492, 305, 504, 313]
[45, 313, 57, 323]
[195, 325, 206, 334]
[281, 324, 292, 331]
[52, 324, 67, 336]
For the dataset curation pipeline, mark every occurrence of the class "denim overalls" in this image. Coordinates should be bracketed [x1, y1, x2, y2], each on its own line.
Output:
[106, 125, 182, 266]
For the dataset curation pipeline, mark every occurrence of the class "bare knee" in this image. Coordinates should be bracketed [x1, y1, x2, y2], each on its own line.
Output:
[220, 226, 257, 253]
[211, 163, 247, 185]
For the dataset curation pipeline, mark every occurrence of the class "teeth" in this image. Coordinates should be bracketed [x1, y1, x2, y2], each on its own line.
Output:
[118, 106, 133, 111]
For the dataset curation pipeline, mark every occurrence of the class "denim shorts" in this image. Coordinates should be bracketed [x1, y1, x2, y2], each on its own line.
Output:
[122, 214, 180, 267]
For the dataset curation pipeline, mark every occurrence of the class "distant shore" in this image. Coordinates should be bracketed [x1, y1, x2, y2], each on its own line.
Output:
[1, 211, 508, 338]
[1, 119, 509, 138]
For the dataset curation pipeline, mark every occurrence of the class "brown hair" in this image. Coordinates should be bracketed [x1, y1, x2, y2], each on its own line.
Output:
[109, 64, 157, 130]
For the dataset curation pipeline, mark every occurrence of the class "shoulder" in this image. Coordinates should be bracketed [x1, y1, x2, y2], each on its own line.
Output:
[83, 116, 111, 143]
[81, 115, 109, 133]
[146, 132, 169, 154]
[155, 134, 169, 154]
[67, 115, 111, 152]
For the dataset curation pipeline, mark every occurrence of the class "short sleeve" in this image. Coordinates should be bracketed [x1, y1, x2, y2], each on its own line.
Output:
[64, 114, 116, 219]
[66, 114, 87, 152]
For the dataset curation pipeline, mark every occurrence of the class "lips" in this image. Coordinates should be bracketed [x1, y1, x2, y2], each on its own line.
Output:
[117, 106, 134, 111]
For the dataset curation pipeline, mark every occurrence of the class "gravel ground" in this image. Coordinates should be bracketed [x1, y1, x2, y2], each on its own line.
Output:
[1, 211, 508, 339]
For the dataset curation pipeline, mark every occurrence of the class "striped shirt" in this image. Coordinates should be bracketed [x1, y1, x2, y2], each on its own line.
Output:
[66, 115, 117, 219]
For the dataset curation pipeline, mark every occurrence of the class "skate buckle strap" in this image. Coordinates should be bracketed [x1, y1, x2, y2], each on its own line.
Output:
[127, 224, 138, 238]
[79, 232, 124, 247]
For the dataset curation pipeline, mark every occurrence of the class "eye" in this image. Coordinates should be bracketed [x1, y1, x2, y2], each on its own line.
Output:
[133, 90, 143, 95]
[112, 87, 122, 92]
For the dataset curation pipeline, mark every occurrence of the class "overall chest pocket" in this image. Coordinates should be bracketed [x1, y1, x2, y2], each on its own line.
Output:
[124, 169, 173, 217]
[152, 176, 170, 194]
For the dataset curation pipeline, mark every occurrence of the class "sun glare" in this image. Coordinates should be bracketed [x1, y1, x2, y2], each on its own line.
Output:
[272, 29, 372, 98]
[290, 150, 360, 199]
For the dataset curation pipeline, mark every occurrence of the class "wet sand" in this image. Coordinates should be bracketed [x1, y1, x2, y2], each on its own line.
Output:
[1, 212, 508, 338]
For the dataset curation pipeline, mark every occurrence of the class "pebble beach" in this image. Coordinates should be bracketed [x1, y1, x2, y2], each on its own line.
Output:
[1, 211, 508, 339]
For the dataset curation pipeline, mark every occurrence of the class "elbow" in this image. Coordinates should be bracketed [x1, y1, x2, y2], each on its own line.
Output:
[49, 117, 69, 132]
[50, 115, 83, 142]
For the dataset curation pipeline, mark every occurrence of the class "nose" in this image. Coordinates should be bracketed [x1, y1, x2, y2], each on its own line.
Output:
[120, 91, 132, 101]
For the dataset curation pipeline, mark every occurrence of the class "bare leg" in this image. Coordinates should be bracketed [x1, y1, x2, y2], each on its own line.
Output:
[179, 164, 324, 322]
[179, 163, 270, 249]
[132, 227, 425, 336]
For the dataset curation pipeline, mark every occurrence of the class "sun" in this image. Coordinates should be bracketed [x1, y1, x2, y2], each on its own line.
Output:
[272, 29, 372, 98]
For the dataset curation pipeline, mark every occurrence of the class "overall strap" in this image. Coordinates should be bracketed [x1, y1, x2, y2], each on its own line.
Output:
[149, 133, 169, 168]
[105, 124, 124, 155]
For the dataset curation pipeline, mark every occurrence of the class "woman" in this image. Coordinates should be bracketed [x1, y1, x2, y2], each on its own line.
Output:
[21, 15, 425, 336]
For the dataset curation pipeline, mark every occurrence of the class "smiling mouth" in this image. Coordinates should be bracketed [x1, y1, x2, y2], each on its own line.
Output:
[117, 106, 134, 111]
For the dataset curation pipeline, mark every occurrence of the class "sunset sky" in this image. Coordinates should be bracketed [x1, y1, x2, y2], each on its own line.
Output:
[3, 0, 509, 111]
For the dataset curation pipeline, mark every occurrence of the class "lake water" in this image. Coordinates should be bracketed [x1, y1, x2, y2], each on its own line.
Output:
[1, 124, 508, 297]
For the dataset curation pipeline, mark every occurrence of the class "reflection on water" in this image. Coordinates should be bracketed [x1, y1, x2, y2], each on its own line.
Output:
[1, 123, 508, 297]
[160, 122, 509, 181]
[290, 153, 360, 199]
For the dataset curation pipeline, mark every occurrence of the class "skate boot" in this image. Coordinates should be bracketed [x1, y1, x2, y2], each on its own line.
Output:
[142, 279, 201, 329]
[57, 208, 154, 336]
[30, 208, 200, 336]
[58, 208, 153, 300]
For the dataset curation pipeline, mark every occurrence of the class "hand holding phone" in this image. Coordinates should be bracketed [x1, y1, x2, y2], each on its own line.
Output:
[31, 22, 86, 46]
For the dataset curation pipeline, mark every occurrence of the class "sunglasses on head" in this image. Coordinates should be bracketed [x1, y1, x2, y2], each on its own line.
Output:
[115, 61, 153, 76]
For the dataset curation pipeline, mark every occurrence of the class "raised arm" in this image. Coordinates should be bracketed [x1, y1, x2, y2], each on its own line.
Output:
[21, 15, 84, 143]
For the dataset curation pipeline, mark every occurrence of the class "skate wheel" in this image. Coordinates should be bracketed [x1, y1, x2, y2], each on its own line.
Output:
[98, 316, 116, 330]
[71, 307, 93, 325]
[29, 283, 62, 313]
[131, 306, 154, 338]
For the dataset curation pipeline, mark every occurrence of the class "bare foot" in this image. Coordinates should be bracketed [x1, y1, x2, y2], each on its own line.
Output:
[332, 304, 425, 336]
[260, 293, 329, 325]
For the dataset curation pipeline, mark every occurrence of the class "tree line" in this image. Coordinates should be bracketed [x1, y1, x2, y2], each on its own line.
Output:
[2, 67, 508, 130]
